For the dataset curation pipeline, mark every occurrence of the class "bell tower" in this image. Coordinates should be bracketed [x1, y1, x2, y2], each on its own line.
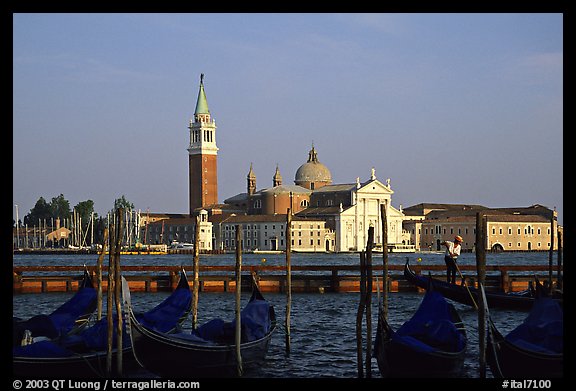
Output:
[188, 74, 218, 215]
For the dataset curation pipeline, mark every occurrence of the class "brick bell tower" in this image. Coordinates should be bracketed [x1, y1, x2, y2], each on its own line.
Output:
[188, 74, 218, 215]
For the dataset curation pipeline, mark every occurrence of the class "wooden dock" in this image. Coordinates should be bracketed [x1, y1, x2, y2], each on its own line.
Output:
[12, 264, 560, 294]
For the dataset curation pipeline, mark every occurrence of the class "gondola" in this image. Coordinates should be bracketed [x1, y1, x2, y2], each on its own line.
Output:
[13, 269, 192, 377]
[403, 259, 562, 311]
[374, 279, 467, 377]
[126, 274, 276, 378]
[13, 267, 97, 346]
[482, 282, 563, 378]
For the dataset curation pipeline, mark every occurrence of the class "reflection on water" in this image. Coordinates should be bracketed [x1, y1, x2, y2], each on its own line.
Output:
[13, 252, 551, 378]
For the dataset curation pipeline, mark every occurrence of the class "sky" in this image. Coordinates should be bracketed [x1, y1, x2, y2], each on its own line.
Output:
[12, 13, 563, 225]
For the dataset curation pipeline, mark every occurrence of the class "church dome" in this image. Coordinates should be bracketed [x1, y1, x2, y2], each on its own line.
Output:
[294, 146, 332, 189]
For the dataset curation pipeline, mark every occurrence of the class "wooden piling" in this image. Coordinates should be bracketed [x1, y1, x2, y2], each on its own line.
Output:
[114, 209, 124, 376]
[356, 251, 366, 378]
[106, 222, 116, 376]
[97, 228, 108, 321]
[234, 224, 243, 377]
[192, 215, 200, 330]
[557, 231, 562, 290]
[475, 212, 486, 378]
[380, 204, 389, 321]
[285, 209, 292, 355]
[548, 211, 555, 294]
[365, 227, 374, 378]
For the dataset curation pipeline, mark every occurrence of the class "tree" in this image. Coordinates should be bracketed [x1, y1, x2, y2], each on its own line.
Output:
[113, 195, 135, 212]
[23, 197, 52, 227]
[50, 194, 72, 222]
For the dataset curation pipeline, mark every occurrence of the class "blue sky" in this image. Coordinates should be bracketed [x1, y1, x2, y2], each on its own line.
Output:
[13, 13, 563, 224]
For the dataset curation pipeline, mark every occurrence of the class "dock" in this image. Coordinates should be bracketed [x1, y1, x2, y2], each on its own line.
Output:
[12, 264, 560, 294]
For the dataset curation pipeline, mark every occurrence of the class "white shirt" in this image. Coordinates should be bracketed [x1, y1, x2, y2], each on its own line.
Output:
[444, 241, 461, 259]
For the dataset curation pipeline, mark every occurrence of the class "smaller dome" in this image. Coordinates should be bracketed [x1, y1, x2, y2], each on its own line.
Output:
[295, 146, 332, 185]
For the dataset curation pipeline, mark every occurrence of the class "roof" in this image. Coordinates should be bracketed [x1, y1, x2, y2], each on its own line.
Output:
[294, 146, 332, 184]
[218, 214, 325, 224]
[194, 75, 210, 115]
[262, 185, 312, 195]
[296, 206, 343, 217]
[312, 183, 356, 193]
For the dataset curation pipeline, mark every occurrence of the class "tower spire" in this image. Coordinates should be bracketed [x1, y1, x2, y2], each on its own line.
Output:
[195, 74, 210, 117]
[273, 164, 283, 187]
[247, 163, 256, 195]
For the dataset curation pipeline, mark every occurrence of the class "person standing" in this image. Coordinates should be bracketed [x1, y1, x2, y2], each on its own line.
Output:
[441, 235, 463, 284]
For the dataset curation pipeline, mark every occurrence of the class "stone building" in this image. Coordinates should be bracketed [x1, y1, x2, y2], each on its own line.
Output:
[402, 203, 560, 252]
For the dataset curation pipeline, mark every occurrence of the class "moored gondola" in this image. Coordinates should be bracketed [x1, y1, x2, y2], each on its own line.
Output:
[374, 280, 467, 377]
[13, 269, 192, 377]
[403, 259, 562, 311]
[13, 267, 97, 346]
[482, 282, 563, 378]
[126, 275, 276, 378]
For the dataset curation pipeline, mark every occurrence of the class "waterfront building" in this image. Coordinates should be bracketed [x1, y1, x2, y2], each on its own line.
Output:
[402, 203, 560, 252]
[143, 209, 213, 251]
[297, 168, 408, 252]
[211, 213, 334, 252]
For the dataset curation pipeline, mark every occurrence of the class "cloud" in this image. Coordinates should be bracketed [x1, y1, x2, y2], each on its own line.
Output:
[14, 52, 160, 84]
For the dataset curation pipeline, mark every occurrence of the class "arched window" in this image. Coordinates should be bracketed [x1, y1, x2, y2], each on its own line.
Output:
[300, 200, 309, 207]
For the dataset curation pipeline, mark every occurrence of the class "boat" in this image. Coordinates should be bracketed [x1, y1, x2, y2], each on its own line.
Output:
[252, 249, 283, 254]
[374, 279, 467, 377]
[126, 274, 276, 377]
[13, 270, 192, 377]
[403, 259, 562, 311]
[373, 243, 416, 253]
[13, 268, 97, 346]
[482, 282, 563, 378]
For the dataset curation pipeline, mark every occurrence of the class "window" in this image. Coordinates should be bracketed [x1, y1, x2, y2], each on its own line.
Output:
[300, 200, 309, 207]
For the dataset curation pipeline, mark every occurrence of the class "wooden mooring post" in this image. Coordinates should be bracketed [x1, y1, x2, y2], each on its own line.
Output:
[234, 224, 243, 377]
[356, 226, 375, 378]
[96, 228, 108, 321]
[380, 203, 389, 321]
[476, 212, 486, 378]
[114, 209, 124, 376]
[557, 231, 562, 291]
[105, 208, 124, 377]
[356, 250, 366, 378]
[365, 227, 374, 378]
[285, 209, 292, 355]
[548, 210, 555, 294]
[192, 215, 200, 330]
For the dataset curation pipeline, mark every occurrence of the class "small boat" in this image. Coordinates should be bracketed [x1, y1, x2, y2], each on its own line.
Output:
[374, 279, 467, 377]
[13, 268, 97, 346]
[126, 275, 276, 377]
[13, 270, 192, 377]
[403, 259, 562, 311]
[483, 282, 563, 378]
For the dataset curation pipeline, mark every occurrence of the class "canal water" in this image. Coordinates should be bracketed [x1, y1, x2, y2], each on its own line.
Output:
[13, 251, 558, 379]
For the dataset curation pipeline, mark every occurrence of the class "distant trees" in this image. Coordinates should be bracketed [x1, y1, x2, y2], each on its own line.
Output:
[18, 194, 137, 247]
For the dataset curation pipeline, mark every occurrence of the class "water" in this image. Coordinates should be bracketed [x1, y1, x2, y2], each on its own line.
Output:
[13, 252, 555, 378]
